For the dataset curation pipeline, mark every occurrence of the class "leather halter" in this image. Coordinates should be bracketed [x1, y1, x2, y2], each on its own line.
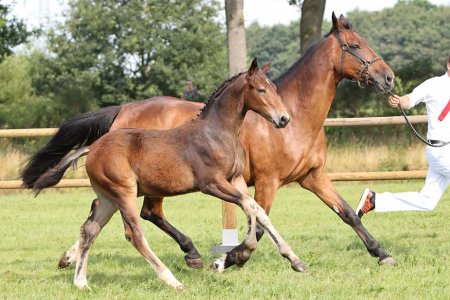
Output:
[334, 30, 383, 85]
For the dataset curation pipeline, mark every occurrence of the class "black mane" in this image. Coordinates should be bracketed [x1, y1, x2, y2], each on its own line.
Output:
[197, 71, 246, 119]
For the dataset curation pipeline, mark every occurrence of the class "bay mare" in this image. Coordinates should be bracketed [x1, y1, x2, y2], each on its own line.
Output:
[49, 59, 303, 289]
[22, 14, 396, 271]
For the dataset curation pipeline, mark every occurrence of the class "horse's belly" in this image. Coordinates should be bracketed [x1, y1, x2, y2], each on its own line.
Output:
[137, 173, 197, 197]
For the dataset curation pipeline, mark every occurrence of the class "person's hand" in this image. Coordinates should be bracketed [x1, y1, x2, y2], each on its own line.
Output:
[388, 94, 401, 108]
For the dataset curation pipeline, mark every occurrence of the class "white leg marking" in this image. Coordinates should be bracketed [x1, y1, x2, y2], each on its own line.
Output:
[73, 193, 117, 289]
[140, 237, 184, 289]
[211, 254, 227, 273]
[333, 205, 340, 214]
[249, 196, 302, 265]
[59, 239, 79, 268]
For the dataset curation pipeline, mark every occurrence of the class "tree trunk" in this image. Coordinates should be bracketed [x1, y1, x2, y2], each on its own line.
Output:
[300, 0, 326, 55]
[225, 0, 247, 76]
[213, 0, 247, 249]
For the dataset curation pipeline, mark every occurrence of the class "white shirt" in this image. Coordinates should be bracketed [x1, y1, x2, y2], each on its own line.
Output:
[407, 72, 450, 142]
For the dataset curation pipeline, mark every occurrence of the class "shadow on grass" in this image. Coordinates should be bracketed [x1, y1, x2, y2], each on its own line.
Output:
[50, 252, 240, 289]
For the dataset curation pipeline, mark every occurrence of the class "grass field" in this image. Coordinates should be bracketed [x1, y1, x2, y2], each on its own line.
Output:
[1, 181, 449, 299]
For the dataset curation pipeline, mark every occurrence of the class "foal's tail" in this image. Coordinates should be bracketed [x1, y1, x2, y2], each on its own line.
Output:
[32, 147, 90, 194]
[20, 105, 121, 190]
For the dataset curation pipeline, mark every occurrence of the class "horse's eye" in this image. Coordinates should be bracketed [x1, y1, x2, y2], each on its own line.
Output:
[350, 44, 361, 49]
[256, 88, 266, 94]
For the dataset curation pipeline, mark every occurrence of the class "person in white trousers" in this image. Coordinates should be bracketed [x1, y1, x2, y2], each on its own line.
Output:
[356, 55, 450, 218]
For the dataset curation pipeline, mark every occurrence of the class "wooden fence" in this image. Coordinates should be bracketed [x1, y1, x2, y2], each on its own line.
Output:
[0, 115, 428, 189]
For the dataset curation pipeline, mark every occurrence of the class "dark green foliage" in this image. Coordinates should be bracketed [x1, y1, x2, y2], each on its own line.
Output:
[1, 0, 448, 134]
[0, 0, 228, 129]
[48, 0, 227, 107]
[0, 4, 32, 61]
[246, 21, 300, 79]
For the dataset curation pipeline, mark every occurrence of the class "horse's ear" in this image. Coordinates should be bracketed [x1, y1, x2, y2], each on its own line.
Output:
[332, 12, 338, 31]
[332, 12, 351, 31]
[248, 57, 259, 76]
[260, 60, 272, 73]
[339, 14, 352, 29]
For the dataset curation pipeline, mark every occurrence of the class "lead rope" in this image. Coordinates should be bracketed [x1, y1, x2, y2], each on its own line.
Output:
[387, 90, 449, 147]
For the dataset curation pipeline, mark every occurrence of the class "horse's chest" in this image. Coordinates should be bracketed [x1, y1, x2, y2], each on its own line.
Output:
[218, 145, 245, 177]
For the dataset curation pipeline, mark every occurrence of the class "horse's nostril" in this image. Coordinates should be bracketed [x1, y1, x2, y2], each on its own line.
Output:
[280, 115, 290, 126]
[386, 74, 393, 83]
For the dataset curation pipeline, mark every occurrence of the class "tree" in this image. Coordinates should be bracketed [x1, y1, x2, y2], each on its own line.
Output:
[0, 54, 53, 128]
[217, 0, 248, 249]
[48, 0, 227, 107]
[225, 0, 247, 76]
[288, 0, 326, 55]
[0, 4, 32, 61]
[299, 0, 326, 55]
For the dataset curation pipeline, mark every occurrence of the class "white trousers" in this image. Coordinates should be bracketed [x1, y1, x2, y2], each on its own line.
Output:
[375, 145, 450, 212]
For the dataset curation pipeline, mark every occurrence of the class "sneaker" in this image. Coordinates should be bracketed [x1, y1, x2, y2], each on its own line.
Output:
[356, 188, 375, 218]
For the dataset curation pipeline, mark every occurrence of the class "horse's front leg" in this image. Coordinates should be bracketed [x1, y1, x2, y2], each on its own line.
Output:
[203, 176, 305, 272]
[226, 178, 279, 265]
[140, 196, 203, 269]
[299, 171, 396, 265]
[253, 179, 279, 241]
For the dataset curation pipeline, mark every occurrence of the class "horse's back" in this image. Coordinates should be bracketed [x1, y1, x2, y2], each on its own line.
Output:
[111, 97, 203, 131]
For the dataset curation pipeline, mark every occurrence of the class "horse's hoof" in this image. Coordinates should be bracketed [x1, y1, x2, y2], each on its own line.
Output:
[291, 262, 307, 273]
[185, 257, 204, 269]
[58, 254, 72, 269]
[379, 256, 396, 266]
[74, 280, 89, 290]
[170, 281, 185, 291]
[210, 259, 225, 273]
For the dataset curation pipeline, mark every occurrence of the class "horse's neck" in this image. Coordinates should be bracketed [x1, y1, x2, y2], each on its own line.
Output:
[204, 82, 246, 136]
[277, 37, 340, 131]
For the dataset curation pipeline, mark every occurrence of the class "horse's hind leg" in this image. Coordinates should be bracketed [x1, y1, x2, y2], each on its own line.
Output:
[299, 172, 395, 265]
[140, 196, 203, 269]
[58, 198, 100, 269]
[73, 195, 118, 289]
[119, 197, 183, 290]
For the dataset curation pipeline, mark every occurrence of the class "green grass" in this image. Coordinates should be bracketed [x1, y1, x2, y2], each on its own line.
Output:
[0, 181, 449, 299]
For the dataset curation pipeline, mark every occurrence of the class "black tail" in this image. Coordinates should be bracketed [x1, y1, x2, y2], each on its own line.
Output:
[32, 147, 90, 194]
[20, 105, 121, 189]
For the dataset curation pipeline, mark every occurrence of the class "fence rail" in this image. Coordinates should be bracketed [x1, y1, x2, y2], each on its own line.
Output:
[0, 170, 428, 190]
[0, 115, 427, 138]
[0, 115, 429, 189]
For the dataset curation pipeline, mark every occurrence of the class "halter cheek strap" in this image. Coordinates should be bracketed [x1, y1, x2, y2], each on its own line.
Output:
[334, 31, 383, 85]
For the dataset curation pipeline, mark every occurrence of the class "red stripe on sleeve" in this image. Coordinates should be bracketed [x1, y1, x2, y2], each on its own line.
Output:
[438, 99, 450, 121]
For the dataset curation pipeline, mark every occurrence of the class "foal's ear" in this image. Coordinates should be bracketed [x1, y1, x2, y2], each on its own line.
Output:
[260, 60, 272, 73]
[248, 57, 259, 76]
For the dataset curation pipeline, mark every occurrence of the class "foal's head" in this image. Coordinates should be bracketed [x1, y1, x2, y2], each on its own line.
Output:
[330, 12, 394, 92]
[244, 58, 290, 128]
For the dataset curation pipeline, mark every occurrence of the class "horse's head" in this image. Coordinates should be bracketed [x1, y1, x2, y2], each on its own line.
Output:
[244, 58, 290, 128]
[330, 12, 394, 92]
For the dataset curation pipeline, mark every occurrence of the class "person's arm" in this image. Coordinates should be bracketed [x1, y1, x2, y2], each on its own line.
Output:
[388, 94, 410, 108]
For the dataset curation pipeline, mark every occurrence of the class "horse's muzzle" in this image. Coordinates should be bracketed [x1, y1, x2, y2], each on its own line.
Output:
[273, 114, 290, 128]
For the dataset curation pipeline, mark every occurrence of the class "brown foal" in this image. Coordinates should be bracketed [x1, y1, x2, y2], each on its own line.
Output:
[59, 59, 302, 289]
